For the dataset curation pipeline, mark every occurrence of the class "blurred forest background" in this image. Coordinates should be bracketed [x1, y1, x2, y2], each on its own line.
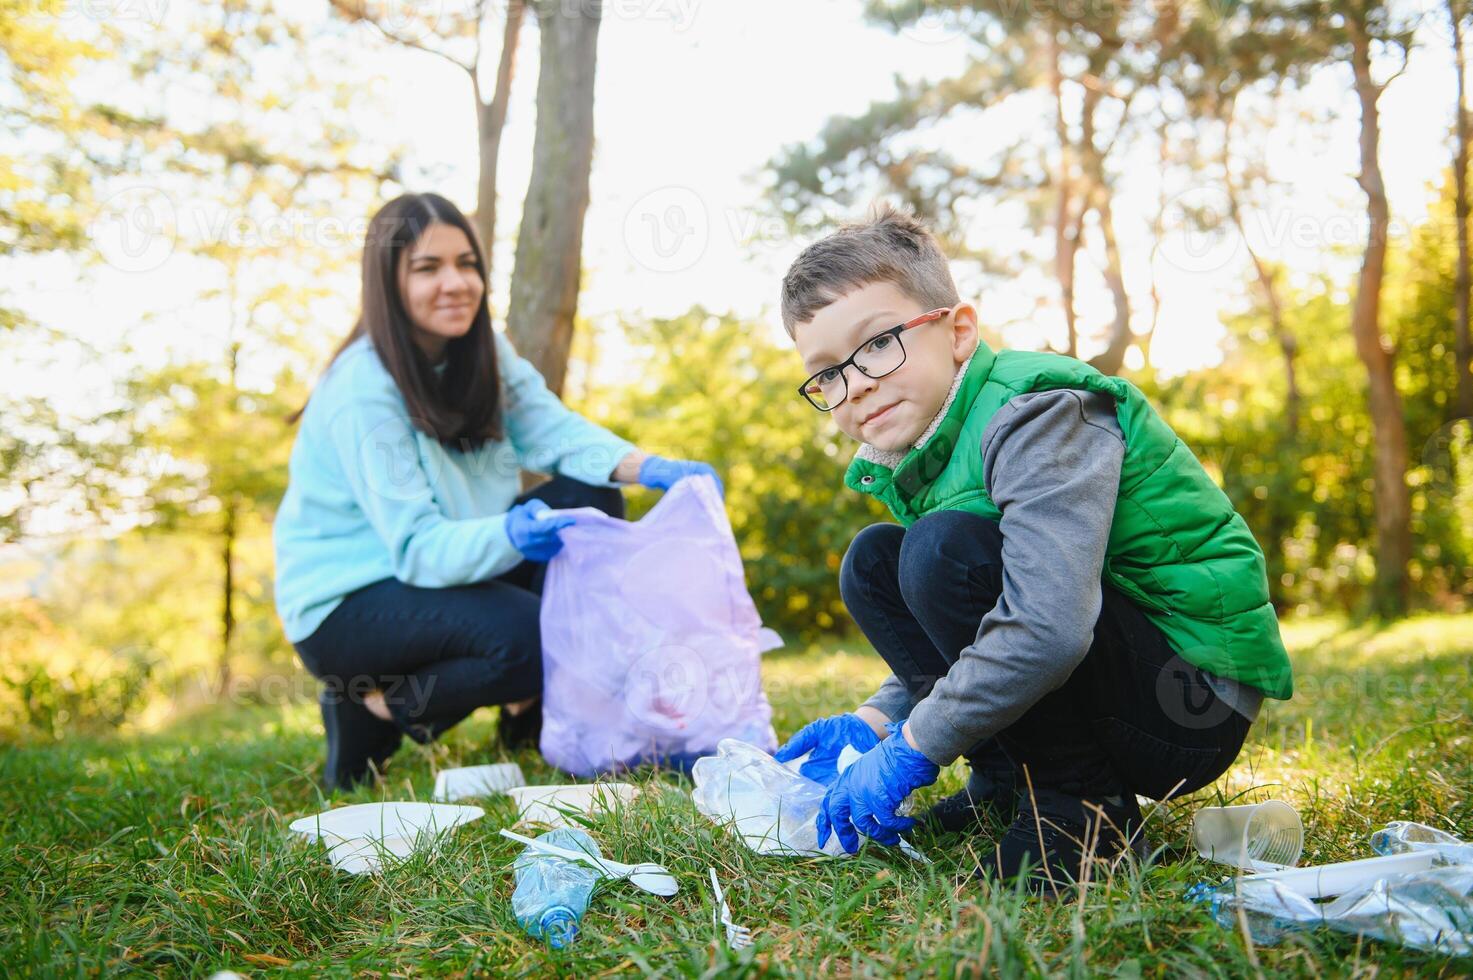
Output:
[2, 0, 1470, 745]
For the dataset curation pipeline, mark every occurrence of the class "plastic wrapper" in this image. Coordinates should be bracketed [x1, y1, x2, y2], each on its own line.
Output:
[1371, 821, 1473, 866]
[691, 738, 849, 856]
[539, 475, 780, 776]
[689, 738, 928, 862]
[1191, 821, 1473, 956]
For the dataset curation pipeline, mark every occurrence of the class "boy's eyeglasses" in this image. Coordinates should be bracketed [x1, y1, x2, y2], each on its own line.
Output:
[797, 307, 953, 412]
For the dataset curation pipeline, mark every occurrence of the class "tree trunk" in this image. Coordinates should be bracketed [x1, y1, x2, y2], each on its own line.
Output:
[506, 0, 600, 396]
[1225, 139, 1296, 604]
[220, 498, 235, 690]
[1349, 20, 1413, 618]
[1140, 111, 1170, 371]
[474, 0, 525, 269]
[1223, 103, 1299, 609]
[1223, 98, 1300, 437]
[1452, 0, 1473, 419]
[1087, 181, 1132, 377]
[220, 322, 240, 690]
[1049, 36, 1080, 359]
[1077, 86, 1130, 377]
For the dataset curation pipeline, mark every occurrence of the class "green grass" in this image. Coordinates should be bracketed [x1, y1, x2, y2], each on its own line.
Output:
[3, 612, 1471, 976]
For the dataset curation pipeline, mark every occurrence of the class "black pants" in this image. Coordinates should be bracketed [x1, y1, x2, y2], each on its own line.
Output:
[293, 475, 624, 743]
[839, 512, 1251, 804]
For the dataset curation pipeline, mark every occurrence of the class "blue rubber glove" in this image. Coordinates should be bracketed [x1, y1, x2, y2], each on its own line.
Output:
[505, 498, 577, 562]
[772, 713, 882, 786]
[816, 722, 941, 854]
[637, 455, 725, 499]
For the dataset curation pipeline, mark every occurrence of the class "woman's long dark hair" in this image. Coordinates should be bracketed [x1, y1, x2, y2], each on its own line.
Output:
[285, 192, 503, 451]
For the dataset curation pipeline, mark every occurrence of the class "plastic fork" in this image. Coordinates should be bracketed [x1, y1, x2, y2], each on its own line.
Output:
[707, 867, 753, 949]
[498, 828, 679, 896]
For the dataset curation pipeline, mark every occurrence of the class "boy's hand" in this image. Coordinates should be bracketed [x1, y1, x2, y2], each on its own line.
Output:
[636, 456, 725, 499]
[816, 722, 940, 854]
[773, 713, 881, 786]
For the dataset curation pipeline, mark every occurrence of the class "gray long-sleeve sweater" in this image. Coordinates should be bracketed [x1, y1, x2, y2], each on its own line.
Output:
[859, 385, 1264, 766]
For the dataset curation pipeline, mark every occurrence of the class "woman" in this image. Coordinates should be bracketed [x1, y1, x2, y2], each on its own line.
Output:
[273, 193, 719, 791]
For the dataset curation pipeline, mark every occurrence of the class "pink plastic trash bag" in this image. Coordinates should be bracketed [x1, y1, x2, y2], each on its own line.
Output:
[538, 474, 781, 776]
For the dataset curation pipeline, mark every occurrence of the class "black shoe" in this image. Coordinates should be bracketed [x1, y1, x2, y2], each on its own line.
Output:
[498, 697, 542, 750]
[320, 688, 402, 792]
[920, 768, 1019, 833]
[978, 789, 1145, 897]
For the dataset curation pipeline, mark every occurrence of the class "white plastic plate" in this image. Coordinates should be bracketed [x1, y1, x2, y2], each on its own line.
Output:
[289, 802, 485, 874]
[505, 783, 638, 828]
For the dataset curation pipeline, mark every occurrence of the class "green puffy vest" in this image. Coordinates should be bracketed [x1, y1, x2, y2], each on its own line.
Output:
[844, 341, 1293, 700]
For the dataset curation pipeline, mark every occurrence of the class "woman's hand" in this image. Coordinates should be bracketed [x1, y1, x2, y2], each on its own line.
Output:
[637, 455, 725, 499]
[505, 498, 577, 562]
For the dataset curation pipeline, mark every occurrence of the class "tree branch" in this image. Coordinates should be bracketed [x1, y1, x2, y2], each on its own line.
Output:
[470, 0, 488, 102]
[327, 0, 473, 74]
[1380, 41, 1413, 90]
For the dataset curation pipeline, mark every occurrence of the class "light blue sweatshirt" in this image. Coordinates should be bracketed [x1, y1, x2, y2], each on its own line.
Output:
[272, 331, 637, 644]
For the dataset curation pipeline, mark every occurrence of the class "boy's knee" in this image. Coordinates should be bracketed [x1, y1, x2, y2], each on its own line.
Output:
[897, 510, 1002, 603]
[840, 523, 904, 606]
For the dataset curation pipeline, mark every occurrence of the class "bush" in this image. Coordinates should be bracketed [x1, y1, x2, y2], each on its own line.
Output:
[0, 599, 157, 743]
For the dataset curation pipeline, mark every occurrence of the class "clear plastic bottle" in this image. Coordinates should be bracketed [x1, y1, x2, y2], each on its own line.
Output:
[511, 828, 601, 949]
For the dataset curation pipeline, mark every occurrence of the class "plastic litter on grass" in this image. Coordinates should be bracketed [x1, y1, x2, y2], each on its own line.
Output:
[288, 802, 484, 875]
[1189, 818, 1473, 956]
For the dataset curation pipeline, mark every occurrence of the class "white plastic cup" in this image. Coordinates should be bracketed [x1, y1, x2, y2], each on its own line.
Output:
[1192, 799, 1304, 872]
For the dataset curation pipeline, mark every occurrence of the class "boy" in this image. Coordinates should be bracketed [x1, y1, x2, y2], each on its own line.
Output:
[772, 206, 1292, 894]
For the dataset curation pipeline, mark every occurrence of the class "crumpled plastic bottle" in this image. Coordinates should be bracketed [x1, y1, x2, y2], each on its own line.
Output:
[1189, 821, 1473, 956]
[511, 828, 602, 949]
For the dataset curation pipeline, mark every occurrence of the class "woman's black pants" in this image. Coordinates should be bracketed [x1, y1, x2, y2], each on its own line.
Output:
[292, 475, 623, 785]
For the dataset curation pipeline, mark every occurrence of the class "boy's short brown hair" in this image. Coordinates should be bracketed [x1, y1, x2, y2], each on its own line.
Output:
[779, 203, 959, 337]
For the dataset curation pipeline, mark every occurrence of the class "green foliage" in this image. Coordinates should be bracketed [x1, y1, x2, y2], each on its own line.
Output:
[0, 0, 100, 291]
[0, 518, 296, 746]
[1386, 182, 1473, 604]
[0, 599, 156, 743]
[1145, 281, 1381, 614]
[121, 357, 298, 536]
[1, 324, 189, 547]
[1144, 176, 1473, 617]
[1, 0, 397, 695]
[575, 309, 888, 643]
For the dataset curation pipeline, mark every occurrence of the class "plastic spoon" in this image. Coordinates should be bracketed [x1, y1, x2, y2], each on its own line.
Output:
[499, 828, 680, 896]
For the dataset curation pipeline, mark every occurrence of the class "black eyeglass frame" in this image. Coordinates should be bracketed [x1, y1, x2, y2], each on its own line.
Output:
[796, 307, 954, 412]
